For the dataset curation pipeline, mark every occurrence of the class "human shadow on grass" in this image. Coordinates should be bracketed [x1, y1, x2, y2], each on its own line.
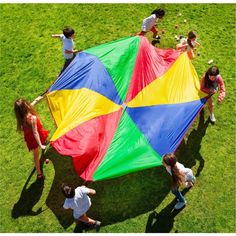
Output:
[45, 110, 210, 232]
[145, 188, 190, 233]
[145, 110, 209, 233]
[44, 147, 83, 229]
[11, 152, 47, 218]
[176, 109, 210, 177]
[44, 147, 171, 231]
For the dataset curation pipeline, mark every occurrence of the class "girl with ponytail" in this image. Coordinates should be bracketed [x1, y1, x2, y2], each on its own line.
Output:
[162, 153, 196, 210]
[176, 31, 201, 59]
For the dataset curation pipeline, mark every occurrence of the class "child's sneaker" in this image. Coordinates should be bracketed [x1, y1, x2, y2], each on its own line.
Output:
[151, 39, 160, 45]
[153, 35, 161, 40]
[185, 181, 193, 188]
[192, 176, 196, 184]
[174, 200, 186, 210]
[95, 221, 101, 232]
[95, 221, 101, 227]
[209, 113, 216, 122]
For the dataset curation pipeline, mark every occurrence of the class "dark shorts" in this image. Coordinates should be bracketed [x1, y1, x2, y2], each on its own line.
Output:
[60, 55, 75, 75]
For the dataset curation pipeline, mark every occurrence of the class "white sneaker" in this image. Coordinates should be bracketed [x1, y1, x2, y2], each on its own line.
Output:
[209, 113, 216, 122]
[174, 200, 186, 210]
[185, 182, 193, 188]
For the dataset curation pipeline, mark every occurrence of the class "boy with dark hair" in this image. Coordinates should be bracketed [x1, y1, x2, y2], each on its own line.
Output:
[138, 8, 165, 42]
[61, 183, 101, 229]
[62, 27, 75, 38]
[52, 27, 82, 75]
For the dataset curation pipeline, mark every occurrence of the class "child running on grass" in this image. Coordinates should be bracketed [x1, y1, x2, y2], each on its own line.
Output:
[14, 98, 48, 179]
[52, 26, 82, 75]
[162, 153, 196, 210]
[138, 8, 165, 43]
[200, 66, 226, 123]
[176, 31, 200, 59]
[61, 183, 101, 229]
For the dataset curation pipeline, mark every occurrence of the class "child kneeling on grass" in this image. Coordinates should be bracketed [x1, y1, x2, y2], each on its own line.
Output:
[61, 183, 101, 228]
[162, 153, 196, 210]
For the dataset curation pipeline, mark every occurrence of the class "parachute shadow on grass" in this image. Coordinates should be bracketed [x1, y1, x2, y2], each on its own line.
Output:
[44, 147, 171, 230]
[176, 109, 210, 177]
[44, 147, 81, 229]
[44, 110, 209, 231]
[86, 167, 170, 227]
[145, 110, 209, 233]
[11, 109, 209, 230]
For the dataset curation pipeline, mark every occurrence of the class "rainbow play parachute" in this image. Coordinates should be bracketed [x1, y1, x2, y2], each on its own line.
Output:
[46, 36, 208, 181]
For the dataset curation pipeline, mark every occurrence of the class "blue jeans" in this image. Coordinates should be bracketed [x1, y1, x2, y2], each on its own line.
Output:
[171, 188, 185, 203]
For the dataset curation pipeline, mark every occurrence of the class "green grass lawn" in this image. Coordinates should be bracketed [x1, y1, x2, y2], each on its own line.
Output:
[0, 3, 235, 233]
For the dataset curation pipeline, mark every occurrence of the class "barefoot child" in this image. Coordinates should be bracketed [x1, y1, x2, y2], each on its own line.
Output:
[14, 99, 48, 179]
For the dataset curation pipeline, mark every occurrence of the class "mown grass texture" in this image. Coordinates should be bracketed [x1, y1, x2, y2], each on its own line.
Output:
[0, 3, 235, 233]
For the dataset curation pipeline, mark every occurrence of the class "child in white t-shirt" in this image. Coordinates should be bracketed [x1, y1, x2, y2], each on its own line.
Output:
[162, 153, 196, 210]
[52, 27, 82, 75]
[138, 8, 165, 41]
[61, 183, 101, 228]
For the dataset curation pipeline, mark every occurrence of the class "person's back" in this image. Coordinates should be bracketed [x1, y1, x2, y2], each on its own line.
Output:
[61, 184, 101, 228]
[138, 8, 165, 41]
[142, 14, 157, 32]
[165, 161, 195, 186]
[64, 186, 91, 219]
[162, 153, 196, 210]
[22, 114, 48, 151]
[60, 34, 74, 60]
[14, 98, 48, 179]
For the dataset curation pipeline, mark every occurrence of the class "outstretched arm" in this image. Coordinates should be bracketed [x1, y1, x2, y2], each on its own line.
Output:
[52, 34, 61, 39]
[195, 41, 201, 47]
[176, 43, 187, 51]
[64, 49, 82, 54]
[81, 185, 96, 195]
[31, 95, 45, 106]
[88, 188, 96, 195]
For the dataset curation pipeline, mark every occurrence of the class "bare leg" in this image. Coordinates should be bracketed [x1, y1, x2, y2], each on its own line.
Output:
[185, 181, 193, 188]
[207, 97, 214, 114]
[150, 26, 158, 38]
[78, 214, 96, 225]
[32, 147, 42, 176]
[137, 31, 147, 36]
